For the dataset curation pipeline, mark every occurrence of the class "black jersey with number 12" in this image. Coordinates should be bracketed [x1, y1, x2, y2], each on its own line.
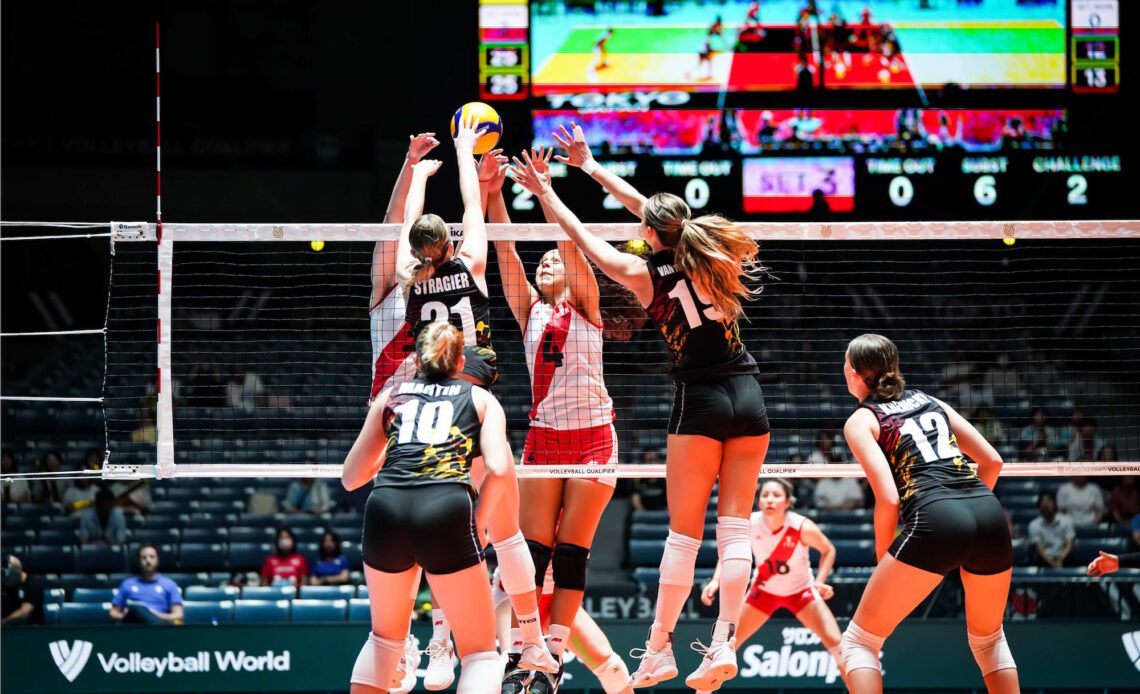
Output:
[857, 389, 990, 519]
[377, 377, 483, 491]
[646, 249, 757, 383]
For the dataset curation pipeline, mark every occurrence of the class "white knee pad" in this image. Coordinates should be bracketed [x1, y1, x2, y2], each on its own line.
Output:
[659, 530, 701, 587]
[592, 652, 631, 694]
[493, 531, 536, 596]
[716, 516, 752, 563]
[349, 632, 405, 689]
[456, 650, 503, 694]
[968, 627, 1016, 676]
[841, 621, 886, 674]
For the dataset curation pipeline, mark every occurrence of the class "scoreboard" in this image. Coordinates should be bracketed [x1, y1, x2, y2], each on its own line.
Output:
[479, 0, 1131, 221]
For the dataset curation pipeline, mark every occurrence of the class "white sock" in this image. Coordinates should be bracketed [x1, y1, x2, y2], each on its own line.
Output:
[711, 619, 735, 646]
[431, 609, 450, 642]
[652, 530, 701, 650]
[509, 628, 524, 655]
[715, 516, 752, 629]
[516, 610, 542, 645]
[548, 624, 571, 657]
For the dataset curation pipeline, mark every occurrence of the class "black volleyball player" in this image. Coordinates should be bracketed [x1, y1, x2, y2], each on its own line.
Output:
[839, 333, 1019, 694]
[511, 126, 771, 691]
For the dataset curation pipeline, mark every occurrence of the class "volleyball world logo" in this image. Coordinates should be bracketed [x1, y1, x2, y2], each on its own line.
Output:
[49, 640, 93, 682]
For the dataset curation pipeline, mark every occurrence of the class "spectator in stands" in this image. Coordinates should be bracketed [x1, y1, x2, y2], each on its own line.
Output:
[227, 367, 266, 413]
[1067, 417, 1105, 461]
[1019, 407, 1061, 461]
[282, 476, 331, 515]
[630, 449, 667, 512]
[1028, 491, 1075, 567]
[813, 476, 865, 510]
[62, 475, 98, 514]
[310, 530, 351, 586]
[77, 487, 128, 546]
[261, 527, 309, 587]
[132, 399, 157, 444]
[971, 405, 1005, 447]
[110, 545, 183, 624]
[1, 450, 31, 504]
[983, 353, 1020, 398]
[2, 555, 42, 625]
[33, 450, 70, 503]
[938, 350, 975, 405]
[1057, 476, 1105, 525]
[1098, 443, 1119, 462]
[809, 430, 841, 465]
[1107, 476, 1137, 525]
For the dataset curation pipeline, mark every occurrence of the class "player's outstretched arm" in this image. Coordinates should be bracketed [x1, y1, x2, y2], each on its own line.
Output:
[553, 123, 648, 220]
[396, 159, 443, 286]
[372, 133, 440, 308]
[487, 154, 539, 328]
[342, 389, 393, 491]
[844, 409, 900, 560]
[511, 151, 653, 306]
[454, 115, 488, 278]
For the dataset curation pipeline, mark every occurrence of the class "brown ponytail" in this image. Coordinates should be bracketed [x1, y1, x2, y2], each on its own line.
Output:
[408, 214, 450, 285]
[847, 333, 906, 400]
[416, 322, 464, 382]
[643, 193, 762, 321]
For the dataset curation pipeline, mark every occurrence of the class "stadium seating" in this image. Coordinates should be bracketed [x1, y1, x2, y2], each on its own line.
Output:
[185, 585, 240, 601]
[178, 543, 227, 571]
[77, 545, 128, 573]
[234, 599, 291, 623]
[348, 598, 371, 622]
[242, 585, 296, 600]
[182, 600, 235, 624]
[72, 587, 116, 603]
[299, 585, 355, 600]
[227, 542, 272, 572]
[28, 545, 76, 573]
[291, 599, 348, 622]
[56, 602, 112, 625]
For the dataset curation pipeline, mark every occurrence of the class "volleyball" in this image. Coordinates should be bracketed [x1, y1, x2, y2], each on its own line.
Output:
[451, 101, 502, 155]
[310, 240, 325, 252]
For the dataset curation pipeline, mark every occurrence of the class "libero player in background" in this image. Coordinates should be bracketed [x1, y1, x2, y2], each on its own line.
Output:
[841, 334, 1018, 694]
[699, 479, 846, 688]
[511, 124, 770, 692]
[491, 146, 620, 693]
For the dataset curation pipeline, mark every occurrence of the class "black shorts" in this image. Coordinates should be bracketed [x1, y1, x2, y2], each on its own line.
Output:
[668, 373, 770, 441]
[889, 494, 1013, 576]
[362, 483, 485, 575]
[462, 346, 498, 388]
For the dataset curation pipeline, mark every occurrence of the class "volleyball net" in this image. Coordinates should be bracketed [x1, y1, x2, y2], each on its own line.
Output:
[3, 220, 1140, 482]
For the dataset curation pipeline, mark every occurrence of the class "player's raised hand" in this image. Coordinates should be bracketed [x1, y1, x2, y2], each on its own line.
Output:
[509, 149, 553, 197]
[552, 122, 595, 168]
[407, 132, 440, 163]
[478, 149, 508, 183]
[453, 114, 481, 155]
[699, 578, 719, 606]
[411, 159, 443, 177]
[529, 145, 555, 185]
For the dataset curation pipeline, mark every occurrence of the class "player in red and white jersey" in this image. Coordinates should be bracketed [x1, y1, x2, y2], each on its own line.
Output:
[369, 132, 440, 404]
[490, 147, 618, 692]
[700, 479, 846, 686]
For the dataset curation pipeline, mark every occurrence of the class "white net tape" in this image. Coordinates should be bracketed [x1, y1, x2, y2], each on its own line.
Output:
[3, 220, 1140, 483]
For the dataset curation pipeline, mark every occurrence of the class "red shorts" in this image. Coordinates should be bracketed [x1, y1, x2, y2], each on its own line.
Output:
[746, 585, 817, 616]
[522, 424, 618, 487]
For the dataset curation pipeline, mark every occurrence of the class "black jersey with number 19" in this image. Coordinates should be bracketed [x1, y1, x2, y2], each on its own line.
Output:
[857, 389, 989, 519]
[646, 249, 757, 382]
[377, 377, 483, 491]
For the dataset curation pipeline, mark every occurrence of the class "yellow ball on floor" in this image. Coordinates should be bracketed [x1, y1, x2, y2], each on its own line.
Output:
[311, 240, 325, 251]
[451, 102, 502, 155]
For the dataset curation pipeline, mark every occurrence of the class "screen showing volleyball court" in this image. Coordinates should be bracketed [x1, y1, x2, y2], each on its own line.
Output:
[529, 0, 1067, 93]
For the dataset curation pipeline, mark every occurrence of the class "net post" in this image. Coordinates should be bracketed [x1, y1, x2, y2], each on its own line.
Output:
[156, 231, 175, 479]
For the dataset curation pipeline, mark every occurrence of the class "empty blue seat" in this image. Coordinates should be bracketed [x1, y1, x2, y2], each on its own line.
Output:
[815, 509, 873, 524]
[243, 585, 295, 600]
[186, 513, 237, 529]
[236, 515, 278, 529]
[819, 524, 873, 540]
[348, 598, 371, 622]
[181, 528, 229, 544]
[185, 585, 241, 601]
[228, 527, 273, 543]
[193, 500, 243, 514]
[162, 488, 200, 501]
[341, 543, 362, 570]
[182, 600, 235, 625]
[234, 599, 291, 624]
[291, 599, 347, 622]
[630, 524, 668, 540]
[77, 545, 126, 575]
[130, 528, 180, 544]
[150, 500, 186, 515]
[631, 510, 669, 524]
[143, 514, 184, 529]
[2, 529, 35, 546]
[278, 514, 329, 528]
[59, 602, 111, 624]
[227, 542, 272, 572]
[356, 584, 369, 599]
[299, 585, 355, 600]
[28, 545, 76, 573]
[54, 573, 106, 591]
[44, 588, 66, 604]
[45, 515, 81, 529]
[833, 540, 876, 566]
[73, 587, 116, 603]
[1073, 537, 1128, 564]
[178, 543, 226, 572]
[204, 488, 249, 502]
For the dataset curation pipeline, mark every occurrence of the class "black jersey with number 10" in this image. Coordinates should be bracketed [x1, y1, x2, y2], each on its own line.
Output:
[646, 249, 757, 382]
[857, 389, 990, 519]
[377, 377, 483, 491]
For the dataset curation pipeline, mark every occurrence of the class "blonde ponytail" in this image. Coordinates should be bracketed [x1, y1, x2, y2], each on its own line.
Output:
[408, 214, 450, 285]
[643, 193, 761, 321]
[416, 322, 464, 381]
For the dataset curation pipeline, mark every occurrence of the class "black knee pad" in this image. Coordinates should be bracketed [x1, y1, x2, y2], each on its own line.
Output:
[552, 543, 590, 591]
[526, 539, 553, 586]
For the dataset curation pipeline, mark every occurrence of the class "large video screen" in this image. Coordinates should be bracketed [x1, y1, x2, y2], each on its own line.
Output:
[530, 0, 1066, 93]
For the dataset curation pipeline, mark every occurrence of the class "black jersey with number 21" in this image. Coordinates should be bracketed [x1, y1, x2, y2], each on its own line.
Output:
[646, 249, 757, 382]
[857, 389, 990, 519]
